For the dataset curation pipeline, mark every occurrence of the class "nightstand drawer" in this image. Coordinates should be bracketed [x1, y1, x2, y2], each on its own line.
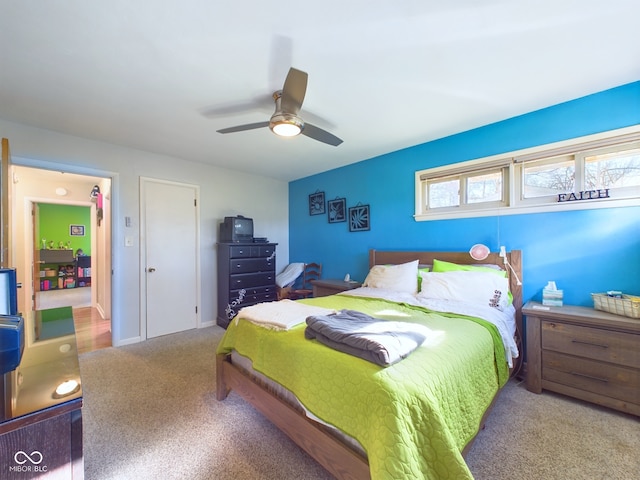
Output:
[541, 321, 640, 369]
[543, 351, 640, 403]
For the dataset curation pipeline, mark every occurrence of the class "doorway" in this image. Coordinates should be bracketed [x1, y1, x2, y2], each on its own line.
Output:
[33, 202, 92, 310]
[13, 165, 113, 353]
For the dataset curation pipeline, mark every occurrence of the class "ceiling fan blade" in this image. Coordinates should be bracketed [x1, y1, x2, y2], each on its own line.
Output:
[302, 123, 343, 146]
[280, 68, 308, 115]
[217, 121, 270, 134]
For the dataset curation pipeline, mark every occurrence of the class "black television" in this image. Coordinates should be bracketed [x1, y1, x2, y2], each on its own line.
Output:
[219, 215, 254, 243]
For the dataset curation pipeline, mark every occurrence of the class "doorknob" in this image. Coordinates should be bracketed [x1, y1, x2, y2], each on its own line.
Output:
[148, 267, 156, 273]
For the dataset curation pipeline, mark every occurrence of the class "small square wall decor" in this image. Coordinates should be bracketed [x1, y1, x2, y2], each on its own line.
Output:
[328, 197, 346, 223]
[69, 224, 85, 236]
[309, 191, 325, 215]
[349, 204, 370, 232]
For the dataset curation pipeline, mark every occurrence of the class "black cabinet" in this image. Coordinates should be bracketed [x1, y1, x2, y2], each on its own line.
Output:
[217, 243, 277, 328]
[75, 256, 91, 287]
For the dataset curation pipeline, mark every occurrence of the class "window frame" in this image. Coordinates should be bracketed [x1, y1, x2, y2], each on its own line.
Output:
[422, 165, 509, 213]
[579, 141, 640, 196]
[415, 126, 640, 221]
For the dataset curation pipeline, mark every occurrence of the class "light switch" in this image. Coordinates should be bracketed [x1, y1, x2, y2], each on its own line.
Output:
[124, 236, 134, 247]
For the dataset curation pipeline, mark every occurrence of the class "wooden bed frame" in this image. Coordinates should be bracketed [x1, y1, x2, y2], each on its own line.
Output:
[216, 249, 523, 480]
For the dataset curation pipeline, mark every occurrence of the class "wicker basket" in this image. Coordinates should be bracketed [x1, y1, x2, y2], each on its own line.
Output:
[591, 293, 640, 319]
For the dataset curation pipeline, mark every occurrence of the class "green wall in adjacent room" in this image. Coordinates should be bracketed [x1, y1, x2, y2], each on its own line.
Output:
[38, 203, 91, 255]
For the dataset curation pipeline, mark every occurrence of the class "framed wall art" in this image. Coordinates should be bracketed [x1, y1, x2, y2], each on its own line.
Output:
[69, 224, 85, 236]
[348, 203, 370, 232]
[327, 197, 346, 223]
[309, 191, 325, 215]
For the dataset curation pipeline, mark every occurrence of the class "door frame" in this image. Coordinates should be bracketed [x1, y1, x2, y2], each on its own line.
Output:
[139, 176, 201, 341]
[11, 159, 116, 345]
[28, 198, 96, 312]
[2, 138, 11, 268]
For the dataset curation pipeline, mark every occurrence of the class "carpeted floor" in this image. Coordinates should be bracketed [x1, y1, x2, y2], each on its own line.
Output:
[79, 326, 638, 480]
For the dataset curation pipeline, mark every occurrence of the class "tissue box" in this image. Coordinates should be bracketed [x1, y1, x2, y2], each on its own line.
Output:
[543, 289, 564, 306]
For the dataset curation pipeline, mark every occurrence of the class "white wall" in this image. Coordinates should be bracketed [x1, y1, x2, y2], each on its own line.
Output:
[1, 119, 289, 345]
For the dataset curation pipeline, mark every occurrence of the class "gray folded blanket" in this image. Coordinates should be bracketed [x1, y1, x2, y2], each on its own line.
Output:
[305, 309, 428, 366]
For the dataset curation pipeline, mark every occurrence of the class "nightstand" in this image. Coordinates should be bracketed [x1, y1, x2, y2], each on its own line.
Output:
[523, 301, 640, 416]
[311, 279, 362, 297]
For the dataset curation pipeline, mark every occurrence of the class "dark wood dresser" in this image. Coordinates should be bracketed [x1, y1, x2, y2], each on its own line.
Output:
[216, 242, 277, 328]
[524, 301, 639, 416]
[1, 307, 83, 478]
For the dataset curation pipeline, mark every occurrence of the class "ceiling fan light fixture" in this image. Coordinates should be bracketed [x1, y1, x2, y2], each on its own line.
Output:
[272, 122, 301, 137]
[216, 68, 341, 145]
[269, 113, 304, 137]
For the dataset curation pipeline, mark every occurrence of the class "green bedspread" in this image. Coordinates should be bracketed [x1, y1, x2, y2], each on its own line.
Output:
[216, 294, 508, 480]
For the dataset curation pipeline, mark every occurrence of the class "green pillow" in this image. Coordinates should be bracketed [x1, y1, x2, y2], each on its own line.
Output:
[432, 259, 507, 276]
[417, 266, 430, 290]
[431, 259, 513, 305]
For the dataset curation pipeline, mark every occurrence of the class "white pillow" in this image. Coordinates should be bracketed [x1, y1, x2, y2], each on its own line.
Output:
[418, 270, 510, 311]
[363, 260, 419, 293]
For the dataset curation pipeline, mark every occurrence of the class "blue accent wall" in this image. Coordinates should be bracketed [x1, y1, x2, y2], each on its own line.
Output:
[290, 82, 640, 307]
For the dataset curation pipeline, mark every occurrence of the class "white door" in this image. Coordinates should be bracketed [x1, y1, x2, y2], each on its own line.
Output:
[143, 179, 198, 338]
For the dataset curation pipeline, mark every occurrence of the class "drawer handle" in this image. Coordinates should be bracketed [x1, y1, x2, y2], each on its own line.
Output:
[571, 339, 609, 349]
[570, 371, 609, 383]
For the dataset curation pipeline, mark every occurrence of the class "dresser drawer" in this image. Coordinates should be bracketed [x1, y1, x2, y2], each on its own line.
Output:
[541, 321, 640, 369]
[226, 290, 277, 313]
[230, 258, 275, 274]
[242, 291, 277, 306]
[229, 272, 275, 289]
[229, 245, 256, 258]
[231, 285, 277, 303]
[543, 350, 640, 404]
[229, 245, 276, 259]
[256, 244, 275, 257]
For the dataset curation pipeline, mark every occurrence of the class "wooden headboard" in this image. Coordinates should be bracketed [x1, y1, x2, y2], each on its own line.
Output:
[368, 249, 523, 358]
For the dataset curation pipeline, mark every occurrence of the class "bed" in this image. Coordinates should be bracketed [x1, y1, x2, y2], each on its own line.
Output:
[216, 249, 523, 480]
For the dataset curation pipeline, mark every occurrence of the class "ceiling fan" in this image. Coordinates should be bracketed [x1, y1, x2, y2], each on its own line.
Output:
[216, 67, 343, 146]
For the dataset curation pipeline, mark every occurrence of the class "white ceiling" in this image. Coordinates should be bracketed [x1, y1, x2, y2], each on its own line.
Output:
[1, 1, 639, 182]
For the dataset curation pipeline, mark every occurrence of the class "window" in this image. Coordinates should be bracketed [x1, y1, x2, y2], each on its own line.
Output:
[428, 177, 460, 208]
[423, 167, 507, 211]
[522, 155, 574, 199]
[584, 145, 640, 191]
[415, 127, 640, 221]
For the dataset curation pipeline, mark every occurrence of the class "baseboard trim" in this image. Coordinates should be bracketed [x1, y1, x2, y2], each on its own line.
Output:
[113, 336, 142, 347]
